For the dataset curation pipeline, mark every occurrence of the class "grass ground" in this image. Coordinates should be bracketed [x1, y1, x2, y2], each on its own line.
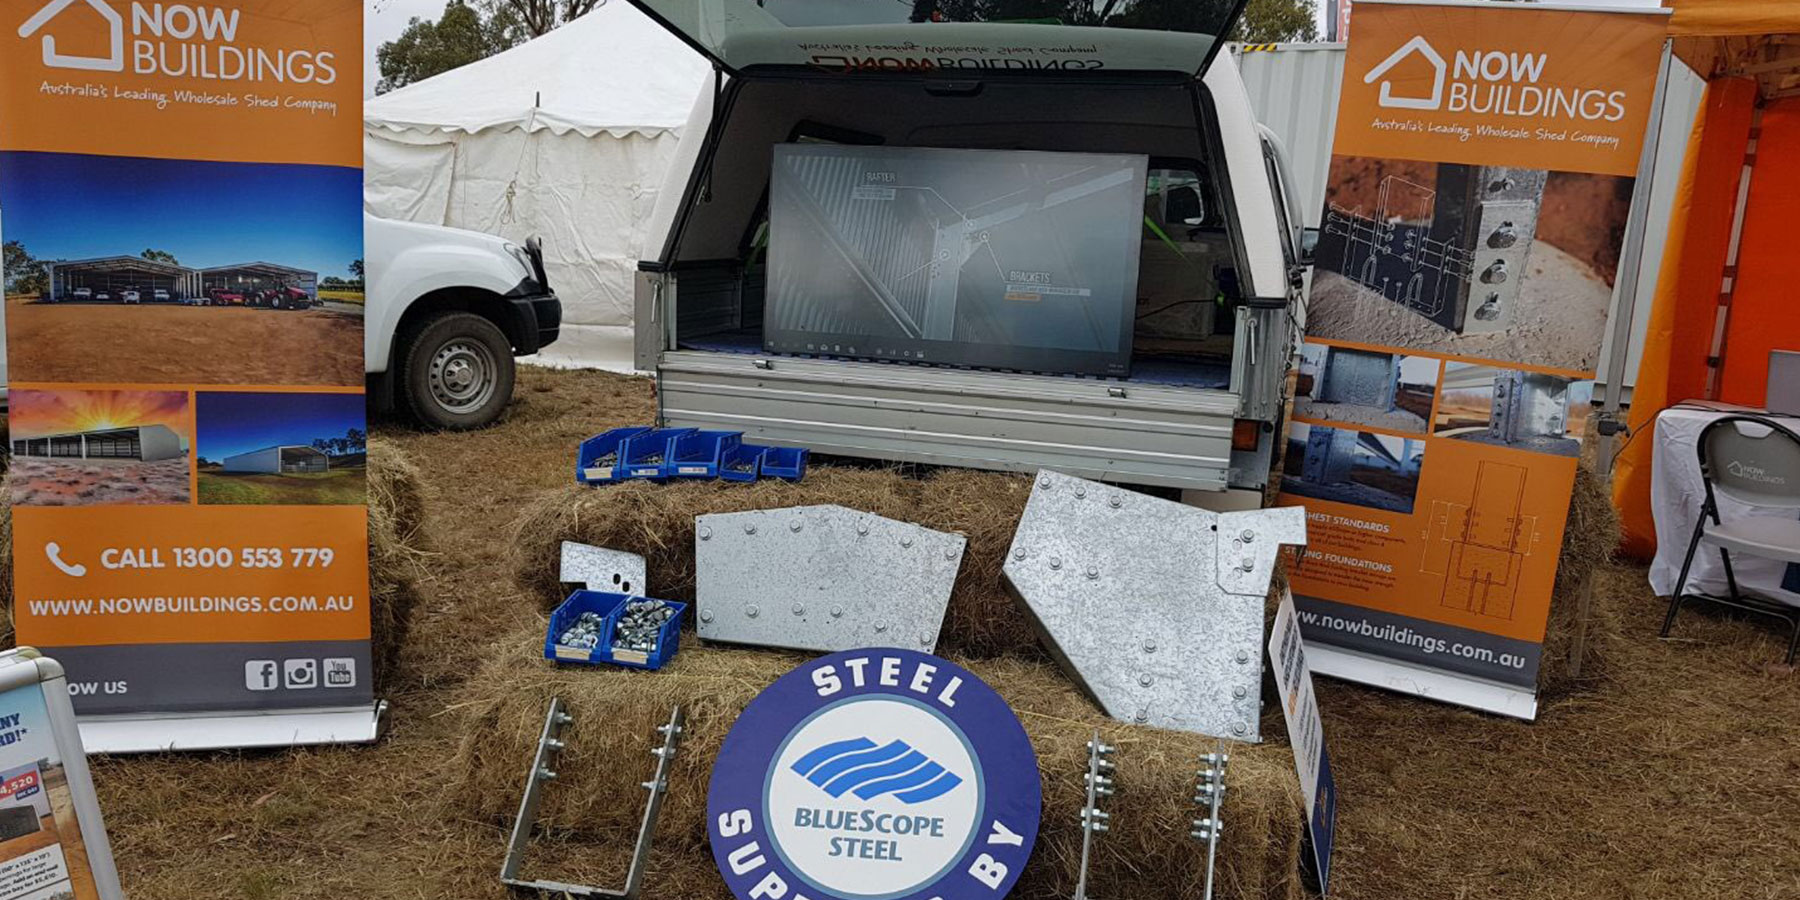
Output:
[196, 467, 367, 505]
[4, 297, 363, 386]
[74, 367, 1800, 899]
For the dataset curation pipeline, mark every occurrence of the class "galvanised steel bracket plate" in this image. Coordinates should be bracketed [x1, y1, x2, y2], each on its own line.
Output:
[1003, 471, 1306, 741]
[694, 505, 966, 653]
[561, 541, 649, 596]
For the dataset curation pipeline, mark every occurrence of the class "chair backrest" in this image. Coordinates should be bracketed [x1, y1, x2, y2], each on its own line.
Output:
[1698, 415, 1800, 510]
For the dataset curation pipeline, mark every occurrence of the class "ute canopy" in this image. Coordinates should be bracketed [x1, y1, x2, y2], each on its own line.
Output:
[627, 0, 1247, 79]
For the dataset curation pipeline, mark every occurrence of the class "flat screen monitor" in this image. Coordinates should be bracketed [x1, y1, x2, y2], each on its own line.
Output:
[766, 144, 1148, 377]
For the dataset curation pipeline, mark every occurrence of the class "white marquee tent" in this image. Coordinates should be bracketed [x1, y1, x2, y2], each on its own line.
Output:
[364, 2, 709, 370]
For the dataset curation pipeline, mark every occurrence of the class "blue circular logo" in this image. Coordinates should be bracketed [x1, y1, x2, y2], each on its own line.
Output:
[708, 650, 1041, 900]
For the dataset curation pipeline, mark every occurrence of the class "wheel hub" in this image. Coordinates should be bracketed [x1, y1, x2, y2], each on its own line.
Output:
[428, 339, 497, 415]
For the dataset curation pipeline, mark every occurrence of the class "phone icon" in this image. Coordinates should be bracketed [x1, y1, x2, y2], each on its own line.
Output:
[44, 543, 86, 578]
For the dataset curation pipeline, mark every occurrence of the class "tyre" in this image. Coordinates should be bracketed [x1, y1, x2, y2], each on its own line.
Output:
[397, 311, 515, 430]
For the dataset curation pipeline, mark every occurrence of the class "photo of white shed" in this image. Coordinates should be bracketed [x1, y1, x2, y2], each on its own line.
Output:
[11, 424, 185, 462]
[222, 445, 330, 475]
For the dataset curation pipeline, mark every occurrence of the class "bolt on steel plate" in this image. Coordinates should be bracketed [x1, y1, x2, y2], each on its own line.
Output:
[694, 505, 967, 653]
[560, 541, 649, 596]
[1003, 471, 1306, 742]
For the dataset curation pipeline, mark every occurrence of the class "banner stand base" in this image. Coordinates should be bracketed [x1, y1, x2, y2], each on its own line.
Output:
[76, 702, 387, 754]
[1307, 645, 1539, 721]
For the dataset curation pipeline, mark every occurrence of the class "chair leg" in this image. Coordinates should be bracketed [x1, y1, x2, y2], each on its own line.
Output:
[1719, 547, 1743, 603]
[1662, 513, 1708, 638]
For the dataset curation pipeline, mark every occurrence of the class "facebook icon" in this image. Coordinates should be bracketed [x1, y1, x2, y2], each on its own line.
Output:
[244, 660, 279, 692]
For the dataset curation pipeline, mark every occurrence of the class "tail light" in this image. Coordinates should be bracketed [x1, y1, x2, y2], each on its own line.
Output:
[1231, 419, 1263, 452]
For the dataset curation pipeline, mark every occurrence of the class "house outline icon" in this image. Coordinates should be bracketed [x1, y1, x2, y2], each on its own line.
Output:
[1364, 35, 1445, 111]
[17, 0, 124, 73]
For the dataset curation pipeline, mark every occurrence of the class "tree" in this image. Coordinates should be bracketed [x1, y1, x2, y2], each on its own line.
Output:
[348, 258, 365, 281]
[912, 0, 1315, 42]
[375, 1, 516, 94]
[311, 438, 333, 455]
[141, 248, 179, 265]
[1236, 0, 1318, 43]
[480, 0, 602, 40]
[345, 428, 368, 453]
[373, 0, 606, 92]
[3, 240, 47, 296]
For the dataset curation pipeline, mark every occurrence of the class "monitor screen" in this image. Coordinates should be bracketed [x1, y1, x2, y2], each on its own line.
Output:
[766, 144, 1148, 377]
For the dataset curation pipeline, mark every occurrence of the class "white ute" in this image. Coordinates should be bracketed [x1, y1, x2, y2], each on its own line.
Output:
[366, 214, 562, 429]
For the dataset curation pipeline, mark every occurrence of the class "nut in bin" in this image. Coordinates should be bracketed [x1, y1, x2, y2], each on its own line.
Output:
[560, 612, 605, 650]
[613, 599, 676, 654]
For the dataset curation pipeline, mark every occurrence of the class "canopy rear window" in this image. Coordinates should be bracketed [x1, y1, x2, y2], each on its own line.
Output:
[627, 0, 1248, 78]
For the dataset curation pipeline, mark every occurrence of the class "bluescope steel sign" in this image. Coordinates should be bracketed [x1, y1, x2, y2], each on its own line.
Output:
[709, 650, 1040, 900]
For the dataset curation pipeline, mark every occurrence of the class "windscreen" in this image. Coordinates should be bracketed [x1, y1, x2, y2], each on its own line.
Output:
[766, 143, 1148, 377]
[628, 0, 1248, 77]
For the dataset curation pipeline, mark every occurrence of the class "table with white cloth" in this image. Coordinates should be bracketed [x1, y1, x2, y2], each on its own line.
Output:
[1648, 404, 1800, 605]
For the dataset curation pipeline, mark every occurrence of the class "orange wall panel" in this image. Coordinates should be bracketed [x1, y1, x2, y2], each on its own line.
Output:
[1718, 97, 1800, 405]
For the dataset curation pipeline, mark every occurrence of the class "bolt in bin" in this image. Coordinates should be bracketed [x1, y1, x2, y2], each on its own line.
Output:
[666, 430, 743, 479]
[760, 446, 810, 481]
[576, 426, 651, 485]
[720, 443, 768, 483]
[621, 428, 696, 480]
[544, 589, 687, 670]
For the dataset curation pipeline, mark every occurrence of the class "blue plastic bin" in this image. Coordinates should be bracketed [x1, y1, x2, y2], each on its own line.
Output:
[576, 427, 650, 485]
[544, 589, 686, 670]
[666, 430, 742, 479]
[621, 428, 696, 480]
[760, 446, 810, 481]
[719, 443, 768, 483]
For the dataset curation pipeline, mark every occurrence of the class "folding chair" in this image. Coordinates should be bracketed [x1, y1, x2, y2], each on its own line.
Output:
[1660, 414, 1800, 663]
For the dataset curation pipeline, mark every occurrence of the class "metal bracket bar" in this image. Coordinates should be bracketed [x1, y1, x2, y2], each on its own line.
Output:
[1072, 730, 1115, 900]
[501, 700, 687, 899]
[695, 505, 966, 653]
[560, 542, 649, 596]
[1004, 471, 1305, 740]
[1190, 745, 1230, 900]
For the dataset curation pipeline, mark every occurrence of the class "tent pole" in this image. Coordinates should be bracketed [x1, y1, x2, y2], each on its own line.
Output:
[1575, 40, 1674, 681]
[1596, 40, 1675, 480]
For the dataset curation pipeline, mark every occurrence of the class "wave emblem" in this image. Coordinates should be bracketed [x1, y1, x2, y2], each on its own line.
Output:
[789, 737, 964, 804]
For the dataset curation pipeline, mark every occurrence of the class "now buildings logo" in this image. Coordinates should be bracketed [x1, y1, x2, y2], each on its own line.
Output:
[16, 0, 338, 84]
[1726, 459, 1787, 486]
[17, 0, 124, 71]
[1364, 34, 1627, 123]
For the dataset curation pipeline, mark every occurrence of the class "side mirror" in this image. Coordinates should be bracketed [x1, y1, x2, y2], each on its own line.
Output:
[1299, 226, 1320, 265]
[1164, 185, 1205, 229]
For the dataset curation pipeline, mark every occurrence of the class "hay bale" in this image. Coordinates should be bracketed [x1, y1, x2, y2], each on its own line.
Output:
[443, 625, 1304, 900]
[1538, 460, 1625, 695]
[0, 441, 430, 692]
[368, 436, 428, 545]
[367, 437, 432, 688]
[509, 467, 1046, 659]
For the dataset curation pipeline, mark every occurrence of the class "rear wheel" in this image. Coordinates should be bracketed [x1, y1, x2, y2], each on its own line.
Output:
[397, 311, 515, 430]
